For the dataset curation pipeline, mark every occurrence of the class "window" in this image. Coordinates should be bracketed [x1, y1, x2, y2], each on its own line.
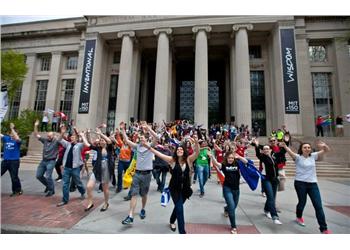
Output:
[250, 71, 266, 136]
[309, 45, 327, 62]
[8, 86, 22, 119]
[312, 73, 334, 136]
[107, 75, 119, 132]
[249, 45, 262, 59]
[113, 51, 120, 64]
[66, 55, 78, 70]
[60, 79, 75, 119]
[40, 55, 51, 71]
[34, 80, 48, 112]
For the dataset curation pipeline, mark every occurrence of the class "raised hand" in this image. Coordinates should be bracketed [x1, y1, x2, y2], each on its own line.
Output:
[279, 141, 287, 148]
[119, 122, 126, 130]
[95, 127, 102, 135]
[10, 123, 15, 129]
[34, 120, 40, 126]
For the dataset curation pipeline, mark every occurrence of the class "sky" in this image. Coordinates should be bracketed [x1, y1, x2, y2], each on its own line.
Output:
[0, 15, 79, 25]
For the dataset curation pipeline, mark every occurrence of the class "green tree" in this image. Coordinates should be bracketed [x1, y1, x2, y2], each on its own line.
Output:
[1, 50, 28, 102]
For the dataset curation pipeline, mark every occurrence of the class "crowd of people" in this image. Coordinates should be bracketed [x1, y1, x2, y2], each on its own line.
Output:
[1, 118, 334, 234]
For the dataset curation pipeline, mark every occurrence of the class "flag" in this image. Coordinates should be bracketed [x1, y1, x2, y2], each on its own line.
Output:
[321, 117, 332, 126]
[213, 164, 225, 186]
[0, 85, 9, 123]
[58, 111, 67, 121]
[237, 159, 264, 191]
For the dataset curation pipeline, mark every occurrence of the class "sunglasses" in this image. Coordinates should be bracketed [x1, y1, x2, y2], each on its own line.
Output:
[270, 140, 276, 142]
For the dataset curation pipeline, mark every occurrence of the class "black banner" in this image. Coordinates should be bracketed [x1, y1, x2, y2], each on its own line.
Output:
[78, 39, 96, 113]
[280, 28, 300, 114]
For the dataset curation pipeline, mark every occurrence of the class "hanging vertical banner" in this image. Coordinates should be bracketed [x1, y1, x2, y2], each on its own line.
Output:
[280, 28, 300, 114]
[78, 39, 96, 113]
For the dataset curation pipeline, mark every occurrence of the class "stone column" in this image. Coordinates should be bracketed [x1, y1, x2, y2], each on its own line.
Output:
[19, 53, 36, 112]
[225, 60, 231, 122]
[153, 28, 172, 124]
[129, 41, 142, 120]
[233, 24, 253, 129]
[139, 61, 149, 121]
[192, 25, 211, 129]
[46, 51, 62, 111]
[229, 40, 236, 120]
[115, 31, 135, 126]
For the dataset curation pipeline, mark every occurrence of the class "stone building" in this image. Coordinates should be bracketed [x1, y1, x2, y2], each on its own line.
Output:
[1, 16, 350, 136]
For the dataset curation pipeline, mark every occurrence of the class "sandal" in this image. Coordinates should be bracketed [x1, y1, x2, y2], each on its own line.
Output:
[169, 223, 176, 232]
[230, 228, 238, 234]
[100, 203, 109, 212]
[84, 203, 94, 212]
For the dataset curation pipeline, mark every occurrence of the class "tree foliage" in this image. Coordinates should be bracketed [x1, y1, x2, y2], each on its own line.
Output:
[1, 50, 28, 102]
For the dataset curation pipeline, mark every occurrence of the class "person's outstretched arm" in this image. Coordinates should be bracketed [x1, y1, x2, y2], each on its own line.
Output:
[279, 142, 297, 161]
[120, 122, 138, 148]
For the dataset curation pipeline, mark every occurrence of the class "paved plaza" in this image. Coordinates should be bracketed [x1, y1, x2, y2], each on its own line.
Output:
[1, 163, 350, 234]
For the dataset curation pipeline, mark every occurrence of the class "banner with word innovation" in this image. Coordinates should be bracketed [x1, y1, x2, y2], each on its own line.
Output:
[280, 28, 300, 114]
[78, 39, 96, 113]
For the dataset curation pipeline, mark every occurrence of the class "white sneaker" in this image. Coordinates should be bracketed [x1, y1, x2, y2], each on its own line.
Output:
[273, 219, 283, 225]
[264, 211, 272, 219]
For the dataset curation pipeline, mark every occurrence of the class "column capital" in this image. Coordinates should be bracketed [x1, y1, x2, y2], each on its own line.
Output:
[232, 23, 253, 32]
[117, 31, 135, 38]
[153, 28, 172, 36]
[192, 25, 212, 34]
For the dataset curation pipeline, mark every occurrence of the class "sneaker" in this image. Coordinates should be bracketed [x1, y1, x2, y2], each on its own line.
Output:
[261, 192, 266, 197]
[224, 206, 229, 217]
[264, 211, 272, 219]
[116, 188, 122, 193]
[10, 190, 23, 197]
[57, 201, 67, 207]
[296, 217, 305, 227]
[44, 187, 49, 193]
[140, 209, 146, 219]
[322, 229, 332, 234]
[122, 216, 134, 225]
[230, 228, 238, 234]
[80, 194, 86, 200]
[199, 192, 204, 198]
[273, 219, 282, 225]
[56, 178, 62, 183]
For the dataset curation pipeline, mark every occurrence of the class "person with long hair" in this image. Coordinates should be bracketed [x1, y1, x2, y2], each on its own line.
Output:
[208, 150, 248, 234]
[80, 128, 113, 212]
[280, 140, 332, 233]
[141, 136, 200, 234]
[251, 138, 282, 225]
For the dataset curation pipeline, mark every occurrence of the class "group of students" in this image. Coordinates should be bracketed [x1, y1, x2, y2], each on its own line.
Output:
[1, 119, 333, 234]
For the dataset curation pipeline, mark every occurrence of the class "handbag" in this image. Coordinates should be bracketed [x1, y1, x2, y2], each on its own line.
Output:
[160, 187, 170, 207]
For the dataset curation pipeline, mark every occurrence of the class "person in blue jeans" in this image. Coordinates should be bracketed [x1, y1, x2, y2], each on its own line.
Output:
[251, 138, 282, 225]
[1, 123, 23, 197]
[142, 136, 200, 234]
[282, 140, 332, 234]
[209, 150, 248, 234]
[34, 120, 61, 197]
[56, 126, 86, 207]
[196, 140, 210, 197]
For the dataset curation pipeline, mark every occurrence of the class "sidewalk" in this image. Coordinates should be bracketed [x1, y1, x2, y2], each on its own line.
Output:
[1, 165, 350, 234]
